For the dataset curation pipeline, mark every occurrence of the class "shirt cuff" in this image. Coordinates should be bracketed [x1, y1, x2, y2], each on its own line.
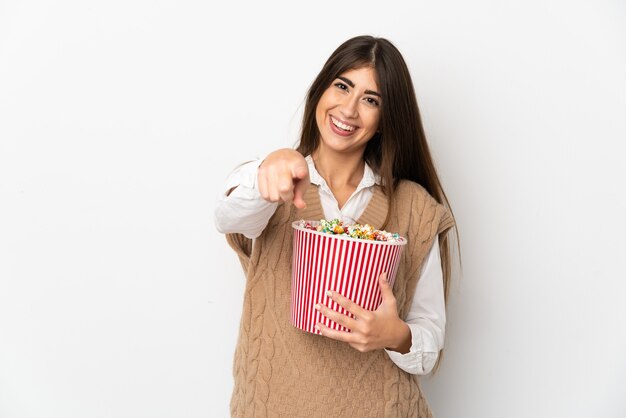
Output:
[384, 323, 439, 375]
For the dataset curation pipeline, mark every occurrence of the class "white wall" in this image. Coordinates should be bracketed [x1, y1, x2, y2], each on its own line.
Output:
[1, 1, 625, 417]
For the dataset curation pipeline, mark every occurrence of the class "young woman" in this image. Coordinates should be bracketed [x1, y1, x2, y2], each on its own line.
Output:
[215, 35, 459, 418]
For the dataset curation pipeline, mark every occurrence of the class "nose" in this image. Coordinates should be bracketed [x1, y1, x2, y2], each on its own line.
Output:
[339, 94, 359, 119]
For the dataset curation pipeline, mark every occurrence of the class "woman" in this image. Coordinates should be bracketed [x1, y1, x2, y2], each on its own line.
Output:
[215, 35, 459, 417]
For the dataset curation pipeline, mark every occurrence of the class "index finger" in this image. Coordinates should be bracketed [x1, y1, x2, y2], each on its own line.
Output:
[292, 174, 309, 209]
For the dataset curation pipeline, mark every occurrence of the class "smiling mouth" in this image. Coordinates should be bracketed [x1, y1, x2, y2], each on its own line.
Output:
[330, 116, 356, 132]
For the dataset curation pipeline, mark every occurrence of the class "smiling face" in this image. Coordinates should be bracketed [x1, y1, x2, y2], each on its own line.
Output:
[314, 66, 381, 158]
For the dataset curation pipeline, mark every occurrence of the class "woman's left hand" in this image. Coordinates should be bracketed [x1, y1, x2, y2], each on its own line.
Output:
[314, 272, 411, 353]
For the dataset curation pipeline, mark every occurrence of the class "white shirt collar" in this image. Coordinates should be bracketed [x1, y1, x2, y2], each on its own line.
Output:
[305, 155, 381, 189]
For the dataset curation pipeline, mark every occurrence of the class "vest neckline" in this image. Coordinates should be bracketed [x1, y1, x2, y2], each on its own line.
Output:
[295, 183, 388, 229]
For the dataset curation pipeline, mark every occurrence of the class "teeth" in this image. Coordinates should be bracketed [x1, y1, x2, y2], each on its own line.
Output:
[331, 116, 355, 132]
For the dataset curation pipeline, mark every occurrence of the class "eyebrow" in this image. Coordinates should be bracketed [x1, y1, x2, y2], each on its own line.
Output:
[337, 76, 381, 98]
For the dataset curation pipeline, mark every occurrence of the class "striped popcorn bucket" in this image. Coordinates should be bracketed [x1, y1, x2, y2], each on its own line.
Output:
[290, 220, 407, 335]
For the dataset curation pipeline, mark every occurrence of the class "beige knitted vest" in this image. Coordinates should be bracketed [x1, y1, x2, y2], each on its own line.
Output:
[226, 180, 455, 418]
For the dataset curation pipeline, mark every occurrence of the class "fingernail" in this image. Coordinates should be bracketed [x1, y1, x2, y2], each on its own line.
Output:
[315, 324, 320, 331]
[314, 304, 320, 310]
[326, 290, 332, 298]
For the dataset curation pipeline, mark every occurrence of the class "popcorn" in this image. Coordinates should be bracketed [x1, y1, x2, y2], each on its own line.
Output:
[298, 219, 404, 242]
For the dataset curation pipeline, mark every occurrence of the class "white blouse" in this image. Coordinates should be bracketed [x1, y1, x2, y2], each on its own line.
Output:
[214, 155, 446, 375]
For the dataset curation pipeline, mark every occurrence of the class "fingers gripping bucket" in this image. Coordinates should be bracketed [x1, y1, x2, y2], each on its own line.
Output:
[290, 221, 407, 335]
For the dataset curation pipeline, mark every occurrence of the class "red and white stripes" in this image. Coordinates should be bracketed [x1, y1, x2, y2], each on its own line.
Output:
[291, 224, 406, 335]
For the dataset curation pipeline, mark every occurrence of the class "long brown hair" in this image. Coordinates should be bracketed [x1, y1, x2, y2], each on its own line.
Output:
[296, 35, 461, 372]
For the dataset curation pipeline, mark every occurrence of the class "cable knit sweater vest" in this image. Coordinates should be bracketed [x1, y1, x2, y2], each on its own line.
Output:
[225, 180, 455, 418]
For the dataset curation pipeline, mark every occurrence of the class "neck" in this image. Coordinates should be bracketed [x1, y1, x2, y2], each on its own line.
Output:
[311, 145, 365, 190]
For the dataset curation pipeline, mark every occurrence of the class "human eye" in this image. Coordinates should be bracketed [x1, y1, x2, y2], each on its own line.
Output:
[365, 97, 380, 107]
[334, 82, 348, 91]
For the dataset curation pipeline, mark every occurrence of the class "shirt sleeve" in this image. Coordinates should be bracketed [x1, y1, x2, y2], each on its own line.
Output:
[384, 235, 445, 375]
[213, 158, 279, 239]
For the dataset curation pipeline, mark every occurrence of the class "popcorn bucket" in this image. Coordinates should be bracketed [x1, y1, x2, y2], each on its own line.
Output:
[290, 220, 407, 335]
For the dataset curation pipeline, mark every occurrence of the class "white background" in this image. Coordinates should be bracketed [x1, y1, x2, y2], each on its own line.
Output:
[1, 1, 625, 417]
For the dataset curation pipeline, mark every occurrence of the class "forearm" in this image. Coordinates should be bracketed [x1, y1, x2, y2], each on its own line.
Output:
[384, 236, 445, 374]
[214, 158, 278, 239]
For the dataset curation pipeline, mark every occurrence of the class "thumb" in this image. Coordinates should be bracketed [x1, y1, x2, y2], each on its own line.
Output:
[292, 164, 310, 209]
[379, 272, 395, 302]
